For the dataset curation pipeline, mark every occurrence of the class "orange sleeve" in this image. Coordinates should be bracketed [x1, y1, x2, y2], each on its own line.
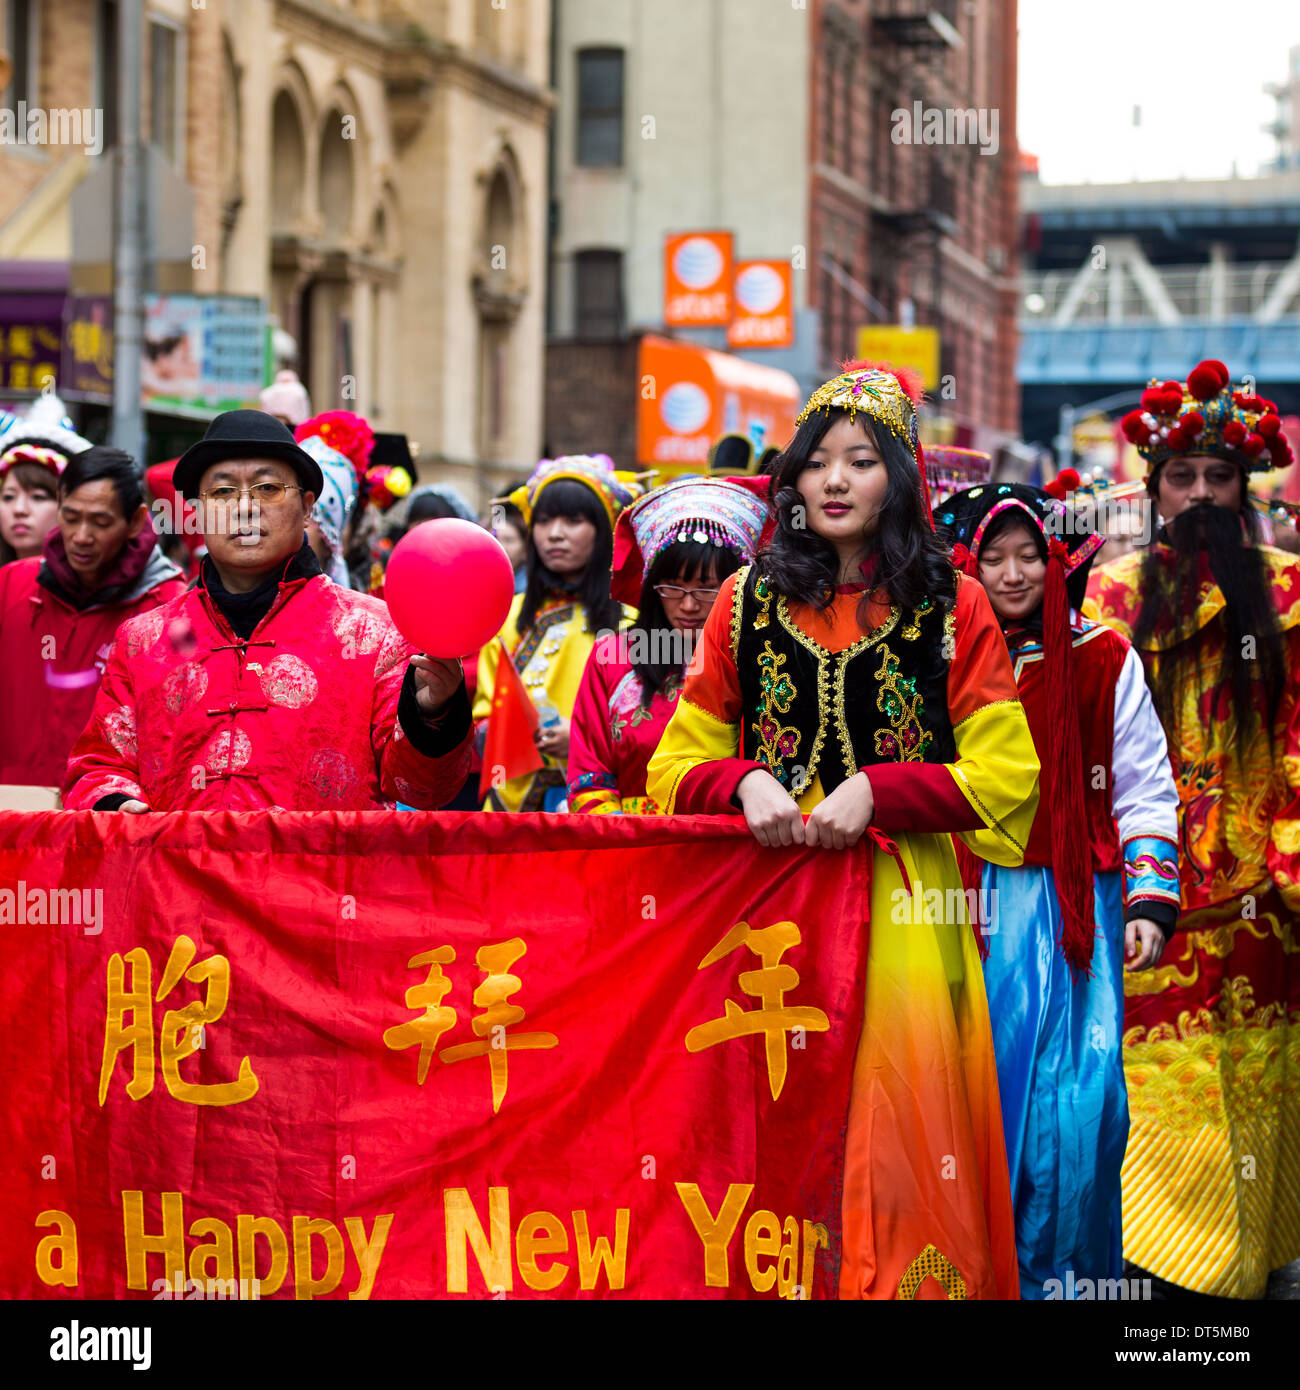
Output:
[677, 568, 745, 724]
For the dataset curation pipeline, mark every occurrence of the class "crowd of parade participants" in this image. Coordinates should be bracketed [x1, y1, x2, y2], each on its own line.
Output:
[0, 355, 1295, 1302]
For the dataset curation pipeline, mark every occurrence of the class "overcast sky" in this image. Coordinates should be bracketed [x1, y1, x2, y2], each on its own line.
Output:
[1018, 0, 1300, 184]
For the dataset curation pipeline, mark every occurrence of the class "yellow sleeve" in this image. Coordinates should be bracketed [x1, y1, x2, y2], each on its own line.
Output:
[934, 577, 1039, 865]
[646, 696, 745, 815]
[949, 700, 1039, 866]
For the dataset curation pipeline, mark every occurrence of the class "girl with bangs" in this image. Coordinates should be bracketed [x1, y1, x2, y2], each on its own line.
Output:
[473, 456, 640, 812]
[0, 458, 61, 566]
[567, 477, 767, 814]
[647, 361, 1040, 1299]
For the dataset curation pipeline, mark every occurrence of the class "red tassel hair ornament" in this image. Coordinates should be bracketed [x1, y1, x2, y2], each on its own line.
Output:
[1043, 542, 1096, 978]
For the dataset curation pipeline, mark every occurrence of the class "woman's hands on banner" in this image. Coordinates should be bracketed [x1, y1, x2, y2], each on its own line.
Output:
[737, 768, 875, 849]
[804, 770, 875, 849]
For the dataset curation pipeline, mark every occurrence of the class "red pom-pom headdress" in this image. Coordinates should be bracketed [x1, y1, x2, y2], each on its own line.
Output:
[295, 411, 375, 482]
[1123, 360, 1292, 478]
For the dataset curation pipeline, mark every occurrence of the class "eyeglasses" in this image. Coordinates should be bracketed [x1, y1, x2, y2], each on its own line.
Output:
[199, 483, 306, 506]
[654, 584, 722, 603]
[1161, 469, 1238, 489]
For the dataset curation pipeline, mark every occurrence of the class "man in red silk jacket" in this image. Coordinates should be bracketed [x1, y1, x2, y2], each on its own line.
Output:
[63, 411, 470, 812]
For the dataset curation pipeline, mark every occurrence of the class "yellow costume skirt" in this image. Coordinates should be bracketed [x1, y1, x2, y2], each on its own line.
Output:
[1121, 884, 1300, 1297]
[840, 831, 1019, 1299]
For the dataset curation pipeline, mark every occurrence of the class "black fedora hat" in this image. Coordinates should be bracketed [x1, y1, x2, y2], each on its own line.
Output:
[172, 410, 325, 501]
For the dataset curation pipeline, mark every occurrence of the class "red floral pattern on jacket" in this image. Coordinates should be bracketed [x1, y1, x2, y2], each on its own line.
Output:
[62, 572, 471, 811]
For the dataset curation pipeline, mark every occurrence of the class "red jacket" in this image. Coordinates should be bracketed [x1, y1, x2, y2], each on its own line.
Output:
[62, 565, 472, 812]
[0, 536, 186, 788]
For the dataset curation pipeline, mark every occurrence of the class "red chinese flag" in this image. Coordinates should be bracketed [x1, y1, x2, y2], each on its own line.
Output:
[479, 639, 544, 802]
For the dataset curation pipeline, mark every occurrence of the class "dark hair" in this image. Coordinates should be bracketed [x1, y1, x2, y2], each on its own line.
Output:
[518, 478, 622, 636]
[408, 492, 461, 525]
[0, 462, 61, 565]
[59, 446, 143, 519]
[630, 540, 743, 705]
[760, 408, 955, 618]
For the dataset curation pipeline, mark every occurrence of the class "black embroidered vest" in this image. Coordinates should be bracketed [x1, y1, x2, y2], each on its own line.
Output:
[731, 565, 956, 796]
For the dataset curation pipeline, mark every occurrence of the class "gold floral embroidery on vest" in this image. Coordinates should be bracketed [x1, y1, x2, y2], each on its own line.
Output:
[753, 574, 773, 630]
[729, 565, 751, 664]
[753, 640, 801, 782]
[899, 595, 934, 641]
[896, 1244, 968, 1300]
[872, 642, 932, 762]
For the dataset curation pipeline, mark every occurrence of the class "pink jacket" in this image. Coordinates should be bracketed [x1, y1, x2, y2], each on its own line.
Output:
[62, 570, 471, 812]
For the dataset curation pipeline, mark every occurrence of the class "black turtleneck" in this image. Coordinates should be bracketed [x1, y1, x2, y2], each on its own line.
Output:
[201, 539, 322, 640]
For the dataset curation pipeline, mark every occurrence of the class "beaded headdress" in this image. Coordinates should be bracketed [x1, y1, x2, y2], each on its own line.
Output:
[0, 442, 68, 477]
[611, 477, 769, 604]
[501, 454, 646, 535]
[0, 393, 91, 464]
[937, 473, 1104, 590]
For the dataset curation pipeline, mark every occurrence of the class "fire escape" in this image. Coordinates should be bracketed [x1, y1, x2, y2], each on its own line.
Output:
[867, 0, 964, 377]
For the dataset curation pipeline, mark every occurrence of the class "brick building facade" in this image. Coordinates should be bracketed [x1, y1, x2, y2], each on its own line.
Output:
[0, 0, 553, 504]
[810, 0, 1020, 442]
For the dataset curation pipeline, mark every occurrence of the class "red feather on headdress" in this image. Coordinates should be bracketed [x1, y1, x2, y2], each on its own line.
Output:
[837, 357, 925, 406]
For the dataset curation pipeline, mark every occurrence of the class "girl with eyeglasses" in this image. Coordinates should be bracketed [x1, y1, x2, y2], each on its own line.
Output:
[473, 456, 642, 812]
[567, 478, 767, 814]
[647, 361, 1041, 1299]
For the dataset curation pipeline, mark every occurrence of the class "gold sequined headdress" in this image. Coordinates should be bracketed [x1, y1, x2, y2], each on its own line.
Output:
[795, 359, 923, 461]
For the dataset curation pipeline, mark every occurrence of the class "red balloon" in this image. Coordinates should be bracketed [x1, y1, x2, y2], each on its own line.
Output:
[384, 519, 515, 658]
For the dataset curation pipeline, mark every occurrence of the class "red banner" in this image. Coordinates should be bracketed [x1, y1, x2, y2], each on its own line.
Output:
[0, 811, 870, 1299]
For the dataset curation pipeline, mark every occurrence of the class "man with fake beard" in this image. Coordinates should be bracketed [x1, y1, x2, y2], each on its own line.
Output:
[1087, 358, 1299, 1300]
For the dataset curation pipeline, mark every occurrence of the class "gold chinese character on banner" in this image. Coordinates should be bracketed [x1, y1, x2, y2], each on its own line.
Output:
[382, 946, 458, 1083]
[98, 934, 259, 1107]
[685, 921, 829, 1100]
[438, 938, 558, 1114]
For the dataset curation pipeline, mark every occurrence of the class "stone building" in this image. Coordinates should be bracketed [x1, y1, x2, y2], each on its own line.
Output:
[0, 0, 552, 504]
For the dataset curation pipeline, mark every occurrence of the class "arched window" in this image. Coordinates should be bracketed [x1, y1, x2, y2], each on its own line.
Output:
[270, 91, 306, 235]
[484, 167, 514, 285]
[319, 110, 355, 243]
